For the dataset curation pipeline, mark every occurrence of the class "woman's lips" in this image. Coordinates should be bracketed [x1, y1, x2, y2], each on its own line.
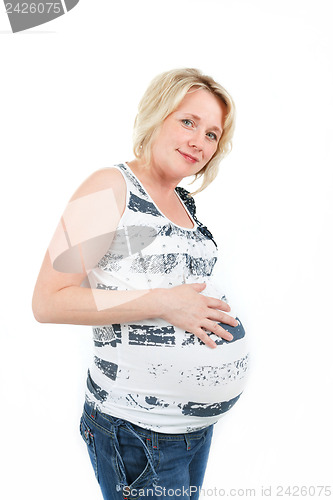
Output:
[178, 150, 199, 163]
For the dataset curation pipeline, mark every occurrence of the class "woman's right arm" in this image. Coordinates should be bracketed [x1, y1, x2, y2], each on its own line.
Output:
[32, 167, 164, 325]
[32, 167, 236, 347]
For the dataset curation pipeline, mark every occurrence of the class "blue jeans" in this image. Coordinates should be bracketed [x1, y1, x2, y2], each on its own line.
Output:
[80, 400, 214, 500]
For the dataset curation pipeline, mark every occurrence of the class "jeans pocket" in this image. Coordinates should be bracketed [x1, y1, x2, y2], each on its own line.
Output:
[113, 426, 155, 492]
[80, 415, 99, 481]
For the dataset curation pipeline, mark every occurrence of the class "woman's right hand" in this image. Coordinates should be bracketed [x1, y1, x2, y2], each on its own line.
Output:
[160, 282, 238, 348]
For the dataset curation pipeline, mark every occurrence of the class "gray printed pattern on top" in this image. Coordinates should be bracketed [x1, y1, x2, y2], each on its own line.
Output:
[84, 163, 249, 432]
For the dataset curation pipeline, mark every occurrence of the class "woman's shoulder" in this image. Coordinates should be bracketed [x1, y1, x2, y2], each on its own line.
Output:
[68, 166, 126, 203]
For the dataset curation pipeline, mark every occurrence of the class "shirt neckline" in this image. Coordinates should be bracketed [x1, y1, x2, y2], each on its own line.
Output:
[123, 162, 198, 232]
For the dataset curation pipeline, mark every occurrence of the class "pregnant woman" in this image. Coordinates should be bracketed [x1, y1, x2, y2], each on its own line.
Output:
[32, 68, 249, 500]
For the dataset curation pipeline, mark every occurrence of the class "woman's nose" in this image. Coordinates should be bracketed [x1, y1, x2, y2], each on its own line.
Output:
[189, 131, 204, 150]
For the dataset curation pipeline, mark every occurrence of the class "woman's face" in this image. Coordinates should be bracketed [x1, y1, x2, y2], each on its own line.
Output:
[150, 88, 226, 181]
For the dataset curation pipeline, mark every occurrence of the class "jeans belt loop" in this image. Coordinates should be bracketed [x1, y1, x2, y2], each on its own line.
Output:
[184, 433, 192, 451]
[89, 403, 97, 420]
[151, 431, 158, 452]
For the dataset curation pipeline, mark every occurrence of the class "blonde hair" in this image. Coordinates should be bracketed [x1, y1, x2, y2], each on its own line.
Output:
[133, 68, 236, 196]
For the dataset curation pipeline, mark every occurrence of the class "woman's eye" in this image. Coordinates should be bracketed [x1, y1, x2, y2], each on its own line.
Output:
[207, 132, 218, 141]
[182, 119, 193, 127]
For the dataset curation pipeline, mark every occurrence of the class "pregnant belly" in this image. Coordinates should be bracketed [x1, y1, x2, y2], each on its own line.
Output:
[175, 277, 249, 402]
[114, 312, 249, 414]
[90, 278, 249, 420]
[175, 316, 249, 404]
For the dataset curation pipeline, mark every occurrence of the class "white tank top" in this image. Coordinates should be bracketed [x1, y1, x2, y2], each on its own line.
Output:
[84, 162, 249, 433]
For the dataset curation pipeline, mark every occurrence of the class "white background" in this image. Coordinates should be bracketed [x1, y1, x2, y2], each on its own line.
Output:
[1, 0, 332, 498]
